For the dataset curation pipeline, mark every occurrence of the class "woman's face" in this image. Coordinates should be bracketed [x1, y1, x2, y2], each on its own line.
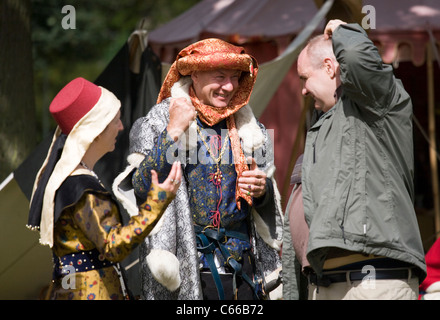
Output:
[191, 69, 241, 108]
[98, 110, 124, 153]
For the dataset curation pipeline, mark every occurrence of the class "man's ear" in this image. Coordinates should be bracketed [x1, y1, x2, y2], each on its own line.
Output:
[323, 58, 337, 79]
[190, 71, 198, 84]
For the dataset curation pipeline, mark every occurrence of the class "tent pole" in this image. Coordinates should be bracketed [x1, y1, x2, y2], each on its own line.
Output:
[427, 42, 440, 239]
[0, 172, 14, 192]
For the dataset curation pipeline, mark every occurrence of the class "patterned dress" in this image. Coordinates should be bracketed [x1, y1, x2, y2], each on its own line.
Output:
[50, 173, 173, 300]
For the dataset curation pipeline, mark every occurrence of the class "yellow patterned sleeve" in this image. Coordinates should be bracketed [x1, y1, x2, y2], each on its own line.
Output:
[71, 184, 174, 262]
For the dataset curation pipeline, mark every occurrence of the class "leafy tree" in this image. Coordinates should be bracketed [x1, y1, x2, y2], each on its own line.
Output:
[0, 0, 200, 181]
[31, 0, 200, 140]
[0, 0, 36, 181]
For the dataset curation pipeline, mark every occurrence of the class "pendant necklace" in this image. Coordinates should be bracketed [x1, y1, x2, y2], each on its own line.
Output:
[80, 161, 102, 184]
[196, 124, 229, 229]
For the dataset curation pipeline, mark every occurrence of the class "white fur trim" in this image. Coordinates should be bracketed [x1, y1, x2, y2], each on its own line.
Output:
[265, 267, 283, 300]
[146, 249, 181, 292]
[271, 176, 284, 225]
[170, 77, 198, 150]
[422, 292, 440, 300]
[127, 152, 146, 168]
[252, 174, 283, 251]
[252, 207, 282, 252]
[265, 164, 276, 180]
[235, 104, 265, 154]
[426, 281, 440, 294]
[170, 76, 192, 100]
[112, 153, 145, 217]
[112, 152, 167, 235]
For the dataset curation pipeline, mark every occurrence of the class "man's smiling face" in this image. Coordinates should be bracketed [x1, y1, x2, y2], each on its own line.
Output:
[191, 69, 241, 108]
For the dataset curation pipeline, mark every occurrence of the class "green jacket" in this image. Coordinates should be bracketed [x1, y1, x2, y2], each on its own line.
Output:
[302, 23, 426, 277]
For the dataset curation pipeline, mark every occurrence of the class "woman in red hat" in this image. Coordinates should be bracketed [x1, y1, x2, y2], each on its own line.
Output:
[28, 77, 181, 300]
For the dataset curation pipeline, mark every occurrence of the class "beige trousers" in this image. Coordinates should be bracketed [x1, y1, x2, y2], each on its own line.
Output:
[308, 271, 419, 300]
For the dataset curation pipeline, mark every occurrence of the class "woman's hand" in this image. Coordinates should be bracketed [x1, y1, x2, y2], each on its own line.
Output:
[151, 161, 182, 195]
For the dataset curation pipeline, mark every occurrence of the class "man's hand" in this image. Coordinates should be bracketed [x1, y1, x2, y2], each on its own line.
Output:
[324, 19, 347, 40]
[167, 97, 197, 141]
[238, 157, 267, 199]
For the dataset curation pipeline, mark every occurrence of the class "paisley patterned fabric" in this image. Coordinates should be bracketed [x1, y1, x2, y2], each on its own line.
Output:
[50, 174, 174, 300]
[226, 114, 253, 208]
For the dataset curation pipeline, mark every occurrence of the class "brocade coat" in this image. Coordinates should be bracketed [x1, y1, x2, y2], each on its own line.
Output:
[114, 78, 283, 299]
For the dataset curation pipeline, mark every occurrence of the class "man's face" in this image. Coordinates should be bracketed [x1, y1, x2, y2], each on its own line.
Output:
[297, 49, 336, 113]
[191, 69, 241, 108]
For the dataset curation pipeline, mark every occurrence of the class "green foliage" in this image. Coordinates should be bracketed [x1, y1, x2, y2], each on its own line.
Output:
[31, 0, 200, 141]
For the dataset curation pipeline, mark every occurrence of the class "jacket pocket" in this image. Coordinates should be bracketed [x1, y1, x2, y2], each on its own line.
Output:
[338, 178, 352, 244]
[335, 171, 367, 245]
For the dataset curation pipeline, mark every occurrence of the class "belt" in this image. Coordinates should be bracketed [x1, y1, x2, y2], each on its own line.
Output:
[308, 267, 417, 287]
[53, 249, 115, 279]
[194, 225, 263, 300]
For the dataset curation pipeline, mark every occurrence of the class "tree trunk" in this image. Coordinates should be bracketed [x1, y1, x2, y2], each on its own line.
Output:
[0, 0, 36, 181]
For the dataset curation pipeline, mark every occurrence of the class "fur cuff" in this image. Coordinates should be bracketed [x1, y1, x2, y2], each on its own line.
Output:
[146, 249, 181, 292]
[112, 152, 168, 235]
[426, 281, 440, 293]
[112, 153, 145, 216]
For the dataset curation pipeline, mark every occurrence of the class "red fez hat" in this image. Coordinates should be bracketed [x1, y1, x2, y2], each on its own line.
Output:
[49, 77, 102, 134]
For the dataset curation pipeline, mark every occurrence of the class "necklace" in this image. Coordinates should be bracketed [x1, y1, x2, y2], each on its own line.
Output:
[196, 124, 229, 229]
[196, 124, 229, 164]
[80, 161, 101, 183]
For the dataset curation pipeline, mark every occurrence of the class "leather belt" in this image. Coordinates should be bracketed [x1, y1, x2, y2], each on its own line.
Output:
[308, 268, 416, 287]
